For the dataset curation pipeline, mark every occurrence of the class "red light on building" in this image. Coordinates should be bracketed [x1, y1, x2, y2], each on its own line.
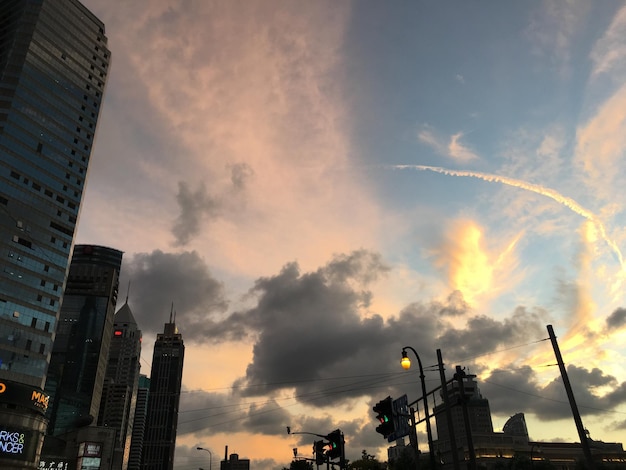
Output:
[114, 330, 123, 336]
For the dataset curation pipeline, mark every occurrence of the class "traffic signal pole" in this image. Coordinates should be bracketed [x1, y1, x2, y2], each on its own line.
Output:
[402, 346, 437, 470]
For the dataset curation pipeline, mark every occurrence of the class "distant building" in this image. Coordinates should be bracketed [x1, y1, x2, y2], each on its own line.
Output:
[141, 313, 185, 470]
[429, 370, 626, 470]
[221, 453, 250, 470]
[433, 367, 493, 449]
[45, 245, 123, 436]
[128, 374, 150, 470]
[0, 0, 110, 466]
[98, 298, 142, 470]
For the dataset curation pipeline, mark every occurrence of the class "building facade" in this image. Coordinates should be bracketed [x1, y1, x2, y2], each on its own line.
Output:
[141, 315, 185, 470]
[98, 299, 142, 470]
[44, 245, 123, 436]
[0, 0, 110, 467]
[128, 374, 150, 470]
[433, 368, 494, 448]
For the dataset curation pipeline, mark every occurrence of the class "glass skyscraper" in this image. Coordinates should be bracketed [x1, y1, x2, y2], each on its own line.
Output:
[44, 244, 123, 436]
[0, 1, 110, 468]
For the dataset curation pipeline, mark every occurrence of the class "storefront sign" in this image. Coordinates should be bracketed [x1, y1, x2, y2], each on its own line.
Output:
[0, 427, 35, 462]
[0, 380, 49, 415]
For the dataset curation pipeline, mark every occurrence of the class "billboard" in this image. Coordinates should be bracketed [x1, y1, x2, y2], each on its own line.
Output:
[0, 379, 49, 415]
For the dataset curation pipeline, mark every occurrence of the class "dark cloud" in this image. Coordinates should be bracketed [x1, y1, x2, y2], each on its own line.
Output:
[172, 163, 255, 246]
[438, 306, 547, 364]
[229, 162, 254, 191]
[172, 182, 221, 246]
[606, 307, 626, 330]
[120, 247, 626, 450]
[482, 364, 626, 423]
[119, 250, 228, 336]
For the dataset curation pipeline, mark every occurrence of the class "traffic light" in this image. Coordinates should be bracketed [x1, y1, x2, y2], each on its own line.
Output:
[325, 429, 344, 460]
[373, 396, 395, 438]
[313, 440, 329, 465]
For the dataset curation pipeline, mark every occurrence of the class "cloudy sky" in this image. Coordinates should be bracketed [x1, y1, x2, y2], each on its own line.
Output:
[76, 1, 626, 469]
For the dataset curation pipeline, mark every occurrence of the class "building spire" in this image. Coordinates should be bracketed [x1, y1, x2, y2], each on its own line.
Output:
[169, 302, 173, 323]
[125, 279, 131, 304]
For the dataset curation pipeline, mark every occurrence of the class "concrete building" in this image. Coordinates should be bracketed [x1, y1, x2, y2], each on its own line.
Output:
[221, 453, 250, 470]
[0, 0, 110, 467]
[433, 367, 493, 449]
[98, 299, 142, 470]
[141, 313, 185, 470]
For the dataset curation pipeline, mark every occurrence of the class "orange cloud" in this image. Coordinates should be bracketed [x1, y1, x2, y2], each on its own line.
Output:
[575, 82, 626, 203]
[430, 219, 521, 306]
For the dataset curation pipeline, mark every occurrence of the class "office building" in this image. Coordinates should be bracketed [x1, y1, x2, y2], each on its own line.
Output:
[141, 313, 185, 470]
[44, 245, 123, 436]
[433, 368, 494, 447]
[128, 374, 150, 470]
[0, 0, 110, 465]
[98, 298, 142, 470]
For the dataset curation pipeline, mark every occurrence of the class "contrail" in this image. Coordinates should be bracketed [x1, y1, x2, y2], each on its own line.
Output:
[388, 164, 625, 270]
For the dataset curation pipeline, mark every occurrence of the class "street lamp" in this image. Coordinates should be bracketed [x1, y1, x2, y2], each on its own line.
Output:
[197, 447, 212, 470]
[401, 347, 436, 469]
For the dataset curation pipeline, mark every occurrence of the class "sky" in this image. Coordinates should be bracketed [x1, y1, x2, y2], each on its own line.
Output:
[75, 1, 626, 469]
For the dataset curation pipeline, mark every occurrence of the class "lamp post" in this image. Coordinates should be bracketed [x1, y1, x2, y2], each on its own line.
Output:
[401, 347, 436, 470]
[197, 447, 212, 470]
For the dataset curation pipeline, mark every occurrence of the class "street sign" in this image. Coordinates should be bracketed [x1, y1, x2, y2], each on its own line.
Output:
[387, 394, 410, 442]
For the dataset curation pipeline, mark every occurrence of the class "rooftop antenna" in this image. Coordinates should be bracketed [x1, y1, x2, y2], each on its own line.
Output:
[169, 302, 173, 323]
[125, 280, 131, 304]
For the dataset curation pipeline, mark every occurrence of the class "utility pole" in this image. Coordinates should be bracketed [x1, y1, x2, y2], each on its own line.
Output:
[454, 366, 476, 470]
[437, 349, 460, 470]
[547, 324, 595, 470]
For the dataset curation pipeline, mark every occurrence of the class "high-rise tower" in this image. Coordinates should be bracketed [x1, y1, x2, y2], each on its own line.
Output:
[0, 1, 110, 467]
[128, 374, 150, 470]
[44, 245, 123, 436]
[98, 298, 142, 470]
[141, 313, 185, 470]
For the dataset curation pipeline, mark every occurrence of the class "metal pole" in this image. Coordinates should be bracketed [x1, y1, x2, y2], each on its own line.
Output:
[454, 367, 476, 470]
[437, 349, 460, 470]
[196, 447, 213, 470]
[403, 346, 437, 470]
[547, 325, 595, 470]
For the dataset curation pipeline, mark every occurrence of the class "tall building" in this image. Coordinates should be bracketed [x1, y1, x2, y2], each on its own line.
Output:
[98, 298, 142, 470]
[0, 0, 110, 466]
[141, 313, 185, 470]
[433, 368, 493, 447]
[128, 374, 150, 470]
[44, 245, 123, 436]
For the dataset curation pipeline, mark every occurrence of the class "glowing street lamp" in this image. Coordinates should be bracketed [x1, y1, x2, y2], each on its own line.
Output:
[401, 347, 436, 469]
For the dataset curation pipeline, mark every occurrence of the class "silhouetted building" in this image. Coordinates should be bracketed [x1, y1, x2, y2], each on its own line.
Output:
[128, 374, 150, 470]
[221, 453, 250, 470]
[45, 245, 123, 436]
[502, 413, 528, 437]
[431, 373, 626, 470]
[0, 0, 110, 466]
[98, 298, 142, 470]
[141, 313, 185, 470]
[434, 368, 493, 446]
